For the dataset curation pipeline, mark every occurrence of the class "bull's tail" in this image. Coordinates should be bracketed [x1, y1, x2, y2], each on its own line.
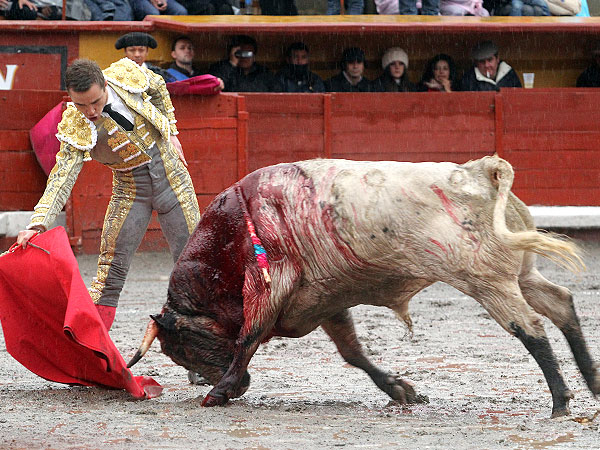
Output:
[490, 157, 585, 273]
[127, 319, 159, 368]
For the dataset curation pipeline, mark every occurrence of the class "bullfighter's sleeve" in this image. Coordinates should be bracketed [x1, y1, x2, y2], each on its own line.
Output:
[145, 67, 179, 137]
[27, 142, 84, 231]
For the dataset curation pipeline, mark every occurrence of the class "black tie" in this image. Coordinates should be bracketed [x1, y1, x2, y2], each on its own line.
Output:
[103, 103, 133, 131]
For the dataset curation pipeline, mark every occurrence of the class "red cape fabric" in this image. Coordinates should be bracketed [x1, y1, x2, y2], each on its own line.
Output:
[0, 227, 162, 399]
[167, 74, 222, 96]
[30, 101, 64, 176]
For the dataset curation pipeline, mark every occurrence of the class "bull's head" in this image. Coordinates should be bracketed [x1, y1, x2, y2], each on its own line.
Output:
[128, 309, 250, 394]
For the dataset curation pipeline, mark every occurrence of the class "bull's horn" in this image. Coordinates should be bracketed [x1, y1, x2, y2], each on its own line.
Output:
[127, 319, 159, 368]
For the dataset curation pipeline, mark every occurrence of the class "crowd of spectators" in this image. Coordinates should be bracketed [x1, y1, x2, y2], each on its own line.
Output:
[136, 33, 599, 92]
[0, 0, 587, 21]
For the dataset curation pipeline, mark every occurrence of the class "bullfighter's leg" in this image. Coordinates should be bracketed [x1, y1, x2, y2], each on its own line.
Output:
[202, 261, 301, 407]
[321, 309, 424, 404]
[89, 169, 153, 317]
[457, 280, 573, 418]
[519, 255, 600, 397]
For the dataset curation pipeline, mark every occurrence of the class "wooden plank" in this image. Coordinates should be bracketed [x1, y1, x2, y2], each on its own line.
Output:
[248, 114, 324, 135]
[0, 90, 65, 129]
[512, 169, 600, 189]
[505, 149, 600, 169]
[512, 188, 600, 206]
[503, 132, 600, 152]
[0, 131, 30, 151]
[244, 93, 324, 114]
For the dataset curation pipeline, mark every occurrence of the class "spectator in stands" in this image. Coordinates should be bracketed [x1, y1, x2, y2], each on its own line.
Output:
[327, 0, 363, 14]
[325, 47, 372, 92]
[1, 0, 89, 19]
[177, 0, 233, 14]
[276, 42, 325, 93]
[83, 0, 133, 19]
[116, 32, 176, 83]
[167, 36, 203, 81]
[486, 0, 550, 15]
[440, 0, 489, 15]
[418, 54, 458, 92]
[398, 0, 439, 15]
[208, 35, 281, 92]
[260, 0, 297, 14]
[576, 42, 600, 87]
[459, 40, 522, 91]
[129, 0, 187, 20]
[372, 47, 416, 92]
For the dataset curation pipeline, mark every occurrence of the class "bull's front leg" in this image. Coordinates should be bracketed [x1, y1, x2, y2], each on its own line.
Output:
[321, 310, 426, 404]
[202, 265, 295, 407]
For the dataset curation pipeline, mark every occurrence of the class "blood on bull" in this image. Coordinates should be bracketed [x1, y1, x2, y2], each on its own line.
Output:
[128, 156, 599, 418]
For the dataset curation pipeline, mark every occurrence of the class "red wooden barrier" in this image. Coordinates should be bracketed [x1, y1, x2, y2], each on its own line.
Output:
[2, 89, 600, 253]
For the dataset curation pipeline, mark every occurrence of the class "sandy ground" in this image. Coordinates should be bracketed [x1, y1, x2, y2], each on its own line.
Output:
[1, 240, 600, 449]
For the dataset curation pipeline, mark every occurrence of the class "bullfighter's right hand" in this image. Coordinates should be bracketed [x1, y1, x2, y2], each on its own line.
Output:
[16, 229, 42, 249]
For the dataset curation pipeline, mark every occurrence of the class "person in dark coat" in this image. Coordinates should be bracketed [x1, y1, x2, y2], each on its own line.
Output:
[208, 35, 281, 92]
[417, 53, 458, 92]
[259, 0, 297, 14]
[459, 40, 522, 92]
[325, 47, 372, 93]
[576, 42, 600, 88]
[372, 47, 416, 93]
[276, 42, 325, 93]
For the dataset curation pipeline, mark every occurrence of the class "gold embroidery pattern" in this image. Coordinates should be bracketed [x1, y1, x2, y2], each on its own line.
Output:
[89, 171, 136, 304]
[56, 105, 96, 150]
[28, 142, 85, 230]
[103, 58, 149, 93]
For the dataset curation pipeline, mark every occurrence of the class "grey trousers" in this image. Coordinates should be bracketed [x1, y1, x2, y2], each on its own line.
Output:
[90, 144, 198, 307]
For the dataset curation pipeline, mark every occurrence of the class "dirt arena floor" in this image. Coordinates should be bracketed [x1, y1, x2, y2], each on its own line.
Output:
[1, 239, 600, 449]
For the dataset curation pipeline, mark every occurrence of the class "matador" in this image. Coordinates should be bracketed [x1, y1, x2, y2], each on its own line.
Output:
[17, 58, 200, 330]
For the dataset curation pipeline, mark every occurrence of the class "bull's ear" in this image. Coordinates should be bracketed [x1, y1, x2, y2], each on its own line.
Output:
[151, 312, 177, 331]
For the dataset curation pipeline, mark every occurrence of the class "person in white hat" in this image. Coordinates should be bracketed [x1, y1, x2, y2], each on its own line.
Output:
[372, 47, 416, 92]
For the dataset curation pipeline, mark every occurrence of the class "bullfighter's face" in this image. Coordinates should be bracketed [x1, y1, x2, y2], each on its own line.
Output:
[68, 82, 108, 122]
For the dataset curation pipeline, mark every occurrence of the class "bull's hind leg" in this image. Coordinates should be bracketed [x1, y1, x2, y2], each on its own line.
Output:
[457, 280, 572, 418]
[321, 310, 424, 404]
[519, 257, 600, 398]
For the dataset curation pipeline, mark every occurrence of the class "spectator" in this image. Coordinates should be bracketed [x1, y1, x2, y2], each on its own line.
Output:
[440, 0, 489, 15]
[459, 40, 522, 91]
[167, 36, 203, 81]
[576, 42, 600, 87]
[178, 0, 233, 14]
[418, 53, 458, 92]
[83, 0, 133, 20]
[486, 0, 550, 14]
[208, 35, 281, 92]
[115, 32, 176, 83]
[1, 0, 90, 19]
[372, 47, 416, 92]
[325, 47, 372, 92]
[276, 42, 325, 93]
[260, 0, 297, 14]
[327, 0, 363, 14]
[130, 0, 186, 20]
[398, 0, 439, 15]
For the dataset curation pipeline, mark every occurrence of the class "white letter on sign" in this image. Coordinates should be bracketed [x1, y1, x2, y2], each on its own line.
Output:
[0, 65, 19, 90]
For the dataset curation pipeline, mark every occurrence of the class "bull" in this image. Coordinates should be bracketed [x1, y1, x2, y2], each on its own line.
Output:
[128, 156, 599, 417]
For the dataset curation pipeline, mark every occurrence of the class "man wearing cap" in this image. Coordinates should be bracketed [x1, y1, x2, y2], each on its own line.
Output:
[576, 43, 600, 88]
[116, 32, 175, 83]
[276, 42, 325, 93]
[325, 47, 372, 93]
[208, 35, 281, 92]
[459, 40, 522, 91]
[17, 58, 200, 331]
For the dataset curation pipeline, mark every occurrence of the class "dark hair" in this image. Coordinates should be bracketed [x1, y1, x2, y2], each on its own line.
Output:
[64, 59, 105, 93]
[227, 35, 257, 54]
[171, 35, 192, 52]
[419, 54, 458, 86]
[286, 42, 309, 58]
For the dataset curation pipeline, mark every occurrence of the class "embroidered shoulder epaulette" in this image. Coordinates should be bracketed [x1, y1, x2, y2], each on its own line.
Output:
[55, 103, 96, 151]
[103, 58, 150, 94]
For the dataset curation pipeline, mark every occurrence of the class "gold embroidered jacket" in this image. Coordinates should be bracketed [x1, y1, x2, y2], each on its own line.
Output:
[28, 58, 180, 231]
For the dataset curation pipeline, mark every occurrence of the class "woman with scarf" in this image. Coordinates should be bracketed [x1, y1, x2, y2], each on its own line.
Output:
[372, 47, 416, 93]
[418, 54, 458, 93]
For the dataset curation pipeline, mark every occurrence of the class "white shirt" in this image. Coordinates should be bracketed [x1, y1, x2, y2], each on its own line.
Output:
[102, 85, 135, 125]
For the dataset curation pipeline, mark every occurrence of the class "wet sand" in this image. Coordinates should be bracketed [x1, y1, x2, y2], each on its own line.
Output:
[1, 241, 599, 449]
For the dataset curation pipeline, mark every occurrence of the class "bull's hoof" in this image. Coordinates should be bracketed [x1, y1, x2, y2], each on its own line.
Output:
[201, 392, 228, 407]
[385, 376, 426, 404]
[551, 406, 571, 419]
